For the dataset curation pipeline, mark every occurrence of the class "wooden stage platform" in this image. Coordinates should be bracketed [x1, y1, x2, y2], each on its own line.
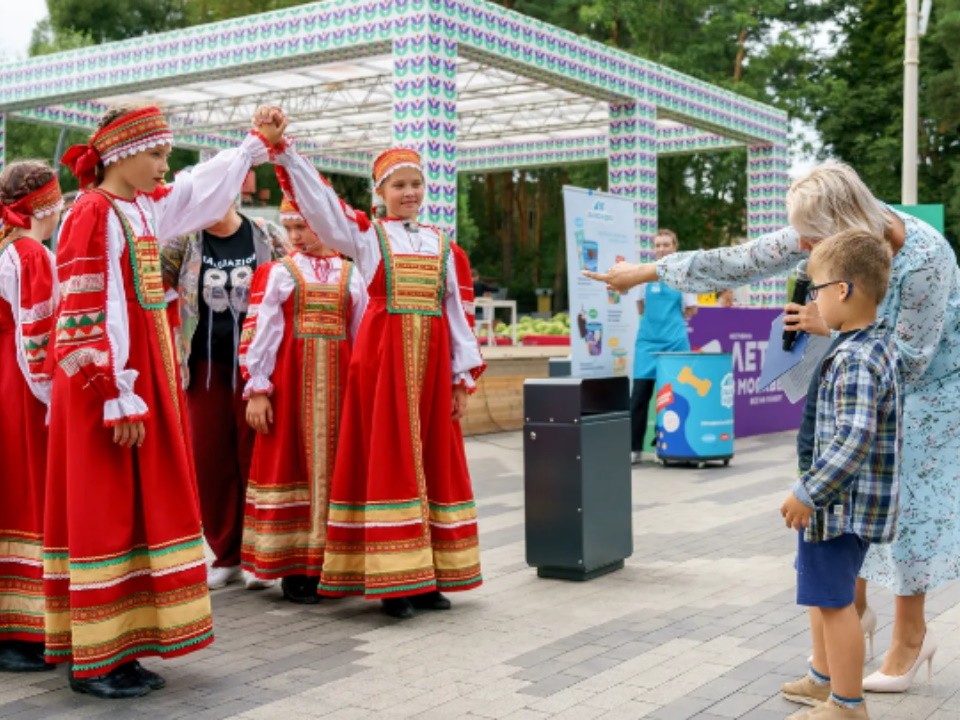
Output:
[461, 345, 569, 437]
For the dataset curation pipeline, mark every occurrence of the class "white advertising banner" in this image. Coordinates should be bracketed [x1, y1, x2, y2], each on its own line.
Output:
[563, 186, 639, 378]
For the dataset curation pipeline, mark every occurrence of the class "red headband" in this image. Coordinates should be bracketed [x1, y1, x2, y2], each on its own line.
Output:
[61, 106, 173, 187]
[0, 177, 63, 230]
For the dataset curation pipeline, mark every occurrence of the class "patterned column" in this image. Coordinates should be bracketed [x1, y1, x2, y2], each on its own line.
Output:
[746, 143, 790, 306]
[391, 16, 458, 236]
[608, 101, 657, 262]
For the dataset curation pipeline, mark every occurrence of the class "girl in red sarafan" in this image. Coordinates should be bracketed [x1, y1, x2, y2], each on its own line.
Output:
[0, 161, 60, 673]
[45, 104, 285, 698]
[239, 193, 367, 604]
[273, 136, 485, 620]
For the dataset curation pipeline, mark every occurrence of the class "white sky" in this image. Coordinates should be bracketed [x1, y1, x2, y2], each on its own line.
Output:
[0, 0, 818, 176]
[0, 0, 47, 62]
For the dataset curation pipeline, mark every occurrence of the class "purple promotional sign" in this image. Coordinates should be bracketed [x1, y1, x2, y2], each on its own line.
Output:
[687, 307, 804, 438]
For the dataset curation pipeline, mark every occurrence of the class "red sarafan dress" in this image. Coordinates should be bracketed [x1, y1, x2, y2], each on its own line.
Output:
[0, 234, 56, 643]
[239, 253, 366, 579]
[44, 134, 269, 678]
[275, 151, 486, 599]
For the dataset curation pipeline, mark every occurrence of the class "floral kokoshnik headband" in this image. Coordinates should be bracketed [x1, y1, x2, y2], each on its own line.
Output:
[61, 106, 174, 187]
[0, 177, 63, 230]
[279, 194, 303, 222]
[372, 148, 423, 189]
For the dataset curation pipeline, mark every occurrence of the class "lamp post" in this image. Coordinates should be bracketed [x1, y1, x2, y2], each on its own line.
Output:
[902, 0, 934, 205]
[902, 0, 919, 205]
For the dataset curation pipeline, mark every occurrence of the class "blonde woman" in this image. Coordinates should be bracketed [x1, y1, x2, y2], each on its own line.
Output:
[586, 162, 960, 694]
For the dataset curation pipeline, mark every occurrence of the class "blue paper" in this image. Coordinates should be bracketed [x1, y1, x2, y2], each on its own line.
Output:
[758, 313, 808, 391]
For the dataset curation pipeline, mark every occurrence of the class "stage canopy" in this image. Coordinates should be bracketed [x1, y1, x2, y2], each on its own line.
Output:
[0, 0, 791, 302]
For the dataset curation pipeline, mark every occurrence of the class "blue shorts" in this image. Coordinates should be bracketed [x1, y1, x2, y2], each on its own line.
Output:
[795, 532, 870, 608]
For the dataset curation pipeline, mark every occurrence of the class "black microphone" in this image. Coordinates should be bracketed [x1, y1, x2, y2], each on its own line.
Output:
[783, 259, 810, 351]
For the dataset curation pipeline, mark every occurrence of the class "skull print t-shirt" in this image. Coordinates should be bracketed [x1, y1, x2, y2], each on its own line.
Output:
[193, 216, 257, 367]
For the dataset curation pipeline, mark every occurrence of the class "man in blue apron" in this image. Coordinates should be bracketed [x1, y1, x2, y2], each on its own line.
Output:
[631, 229, 698, 463]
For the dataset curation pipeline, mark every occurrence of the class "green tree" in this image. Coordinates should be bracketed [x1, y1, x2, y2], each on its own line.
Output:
[189, 0, 313, 23]
[929, 0, 960, 239]
[6, 13, 96, 192]
[44, 0, 192, 43]
[29, 17, 92, 56]
[810, 0, 960, 246]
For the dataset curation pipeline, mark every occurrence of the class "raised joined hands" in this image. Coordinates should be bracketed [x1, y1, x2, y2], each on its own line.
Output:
[252, 105, 288, 146]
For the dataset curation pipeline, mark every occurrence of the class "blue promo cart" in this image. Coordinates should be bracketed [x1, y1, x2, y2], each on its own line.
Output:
[653, 352, 734, 468]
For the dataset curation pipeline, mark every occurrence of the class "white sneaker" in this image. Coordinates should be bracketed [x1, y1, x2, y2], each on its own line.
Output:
[243, 570, 275, 591]
[631, 451, 642, 464]
[207, 565, 241, 590]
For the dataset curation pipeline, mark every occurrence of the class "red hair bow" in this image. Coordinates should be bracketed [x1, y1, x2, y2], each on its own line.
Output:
[61, 143, 101, 188]
[0, 203, 31, 229]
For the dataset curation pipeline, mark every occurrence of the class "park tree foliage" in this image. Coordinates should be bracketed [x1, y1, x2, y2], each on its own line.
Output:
[9, 0, 960, 309]
[44, 0, 193, 42]
[808, 0, 960, 243]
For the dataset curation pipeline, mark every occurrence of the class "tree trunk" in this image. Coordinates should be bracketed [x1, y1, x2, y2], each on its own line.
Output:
[533, 172, 545, 287]
[483, 173, 496, 261]
[733, 27, 749, 81]
[516, 172, 530, 254]
[499, 172, 515, 283]
[553, 169, 569, 310]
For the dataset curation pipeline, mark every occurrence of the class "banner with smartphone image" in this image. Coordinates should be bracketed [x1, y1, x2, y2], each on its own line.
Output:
[562, 186, 639, 378]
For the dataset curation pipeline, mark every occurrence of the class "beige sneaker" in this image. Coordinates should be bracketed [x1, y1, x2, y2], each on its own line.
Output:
[782, 675, 831, 706]
[807, 698, 869, 719]
[787, 704, 819, 720]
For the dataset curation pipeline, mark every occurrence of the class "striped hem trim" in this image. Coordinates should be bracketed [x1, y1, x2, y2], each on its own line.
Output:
[65, 537, 204, 570]
[329, 500, 422, 511]
[429, 501, 477, 512]
[251, 501, 312, 510]
[69, 559, 205, 591]
[326, 519, 423, 529]
[0, 558, 44, 568]
[0, 603, 45, 612]
[71, 629, 214, 673]
[319, 579, 436, 595]
[437, 575, 483, 589]
[429, 519, 477, 529]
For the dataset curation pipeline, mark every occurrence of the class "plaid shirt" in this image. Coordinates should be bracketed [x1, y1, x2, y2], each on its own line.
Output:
[792, 321, 902, 544]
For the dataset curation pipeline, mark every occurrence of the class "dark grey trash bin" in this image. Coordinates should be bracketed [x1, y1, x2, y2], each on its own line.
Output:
[523, 376, 633, 580]
[547, 356, 571, 377]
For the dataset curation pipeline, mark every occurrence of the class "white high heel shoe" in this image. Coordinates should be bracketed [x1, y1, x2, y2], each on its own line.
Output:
[807, 606, 878, 664]
[861, 606, 877, 659]
[863, 630, 937, 693]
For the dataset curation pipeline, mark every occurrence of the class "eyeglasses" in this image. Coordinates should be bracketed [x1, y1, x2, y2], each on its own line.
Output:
[807, 280, 853, 301]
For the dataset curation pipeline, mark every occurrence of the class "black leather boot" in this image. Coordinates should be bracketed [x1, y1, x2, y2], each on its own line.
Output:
[118, 660, 166, 690]
[69, 664, 152, 699]
[281, 575, 320, 604]
[409, 591, 452, 611]
[380, 597, 415, 619]
[0, 642, 54, 672]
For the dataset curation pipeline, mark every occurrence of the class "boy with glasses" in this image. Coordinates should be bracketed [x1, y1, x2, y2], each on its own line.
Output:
[779, 230, 901, 720]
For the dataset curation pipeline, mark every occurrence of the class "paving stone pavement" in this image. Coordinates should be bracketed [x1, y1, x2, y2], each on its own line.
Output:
[2, 430, 959, 719]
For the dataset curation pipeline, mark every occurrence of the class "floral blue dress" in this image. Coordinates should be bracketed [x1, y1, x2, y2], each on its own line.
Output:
[657, 212, 960, 595]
